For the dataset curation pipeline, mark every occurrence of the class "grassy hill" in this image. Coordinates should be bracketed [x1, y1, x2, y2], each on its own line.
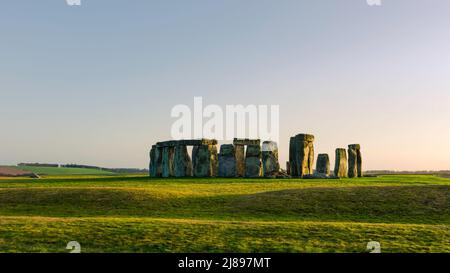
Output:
[14, 165, 116, 176]
[0, 175, 448, 253]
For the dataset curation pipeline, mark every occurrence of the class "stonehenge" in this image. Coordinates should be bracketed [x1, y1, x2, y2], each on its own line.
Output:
[348, 144, 362, 178]
[262, 141, 280, 178]
[192, 144, 218, 177]
[149, 136, 362, 179]
[245, 144, 262, 178]
[316, 154, 330, 176]
[149, 139, 218, 178]
[218, 144, 236, 177]
[289, 134, 315, 178]
[334, 148, 348, 178]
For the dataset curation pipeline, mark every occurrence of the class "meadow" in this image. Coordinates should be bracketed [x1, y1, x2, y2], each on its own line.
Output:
[0, 174, 448, 253]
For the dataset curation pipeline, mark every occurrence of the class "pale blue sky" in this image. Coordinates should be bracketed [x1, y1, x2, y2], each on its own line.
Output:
[1, 0, 450, 170]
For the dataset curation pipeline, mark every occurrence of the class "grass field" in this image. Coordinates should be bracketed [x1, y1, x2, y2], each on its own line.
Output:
[13, 166, 116, 176]
[0, 175, 448, 253]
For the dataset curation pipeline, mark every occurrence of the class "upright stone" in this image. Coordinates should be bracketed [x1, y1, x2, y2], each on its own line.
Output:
[348, 144, 362, 178]
[262, 141, 280, 178]
[192, 144, 218, 177]
[289, 134, 315, 178]
[161, 146, 175, 178]
[334, 148, 348, 178]
[316, 154, 330, 176]
[286, 162, 291, 175]
[245, 144, 262, 178]
[235, 145, 245, 177]
[218, 144, 236, 177]
[173, 145, 192, 177]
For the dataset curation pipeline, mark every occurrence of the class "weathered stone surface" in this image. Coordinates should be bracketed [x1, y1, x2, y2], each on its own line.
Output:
[173, 145, 192, 177]
[245, 144, 262, 178]
[157, 139, 218, 148]
[262, 141, 280, 177]
[334, 148, 348, 178]
[348, 144, 362, 178]
[286, 162, 291, 175]
[289, 134, 315, 178]
[192, 144, 218, 177]
[149, 145, 163, 177]
[316, 154, 330, 176]
[233, 138, 261, 146]
[161, 146, 175, 178]
[218, 144, 236, 177]
[235, 145, 245, 177]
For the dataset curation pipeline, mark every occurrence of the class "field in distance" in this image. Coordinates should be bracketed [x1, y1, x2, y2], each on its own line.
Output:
[1, 165, 117, 176]
[0, 174, 448, 253]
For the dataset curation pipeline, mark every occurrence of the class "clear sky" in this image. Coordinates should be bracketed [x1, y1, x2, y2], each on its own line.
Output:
[1, 0, 450, 170]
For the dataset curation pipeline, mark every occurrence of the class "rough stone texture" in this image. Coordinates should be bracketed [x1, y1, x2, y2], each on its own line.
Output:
[157, 139, 218, 147]
[235, 144, 245, 177]
[233, 138, 261, 146]
[289, 134, 315, 178]
[149, 145, 163, 177]
[161, 146, 175, 178]
[316, 154, 330, 176]
[348, 144, 362, 178]
[218, 144, 237, 177]
[245, 144, 262, 178]
[173, 145, 192, 177]
[192, 144, 218, 177]
[334, 148, 348, 178]
[262, 141, 280, 177]
[149, 146, 156, 177]
[286, 162, 291, 175]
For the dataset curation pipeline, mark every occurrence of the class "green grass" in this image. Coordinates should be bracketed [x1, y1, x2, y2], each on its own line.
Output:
[0, 175, 449, 253]
[14, 166, 116, 176]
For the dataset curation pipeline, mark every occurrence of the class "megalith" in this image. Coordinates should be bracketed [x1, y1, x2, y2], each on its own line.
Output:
[334, 148, 348, 178]
[149, 145, 163, 177]
[218, 144, 236, 177]
[289, 134, 315, 178]
[262, 141, 280, 178]
[234, 145, 245, 177]
[192, 144, 218, 177]
[316, 154, 330, 176]
[348, 144, 362, 178]
[245, 144, 262, 178]
[173, 145, 192, 177]
[161, 146, 175, 178]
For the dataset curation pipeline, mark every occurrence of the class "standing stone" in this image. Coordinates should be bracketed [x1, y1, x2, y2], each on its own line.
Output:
[262, 141, 280, 177]
[149, 145, 162, 177]
[234, 145, 245, 177]
[192, 144, 218, 177]
[316, 154, 330, 176]
[161, 146, 175, 178]
[245, 144, 262, 178]
[173, 145, 192, 177]
[286, 161, 291, 175]
[334, 148, 348, 178]
[218, 144, 236, 177]
[289, 134, 315, 178]
[348, 144, 362, 178]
